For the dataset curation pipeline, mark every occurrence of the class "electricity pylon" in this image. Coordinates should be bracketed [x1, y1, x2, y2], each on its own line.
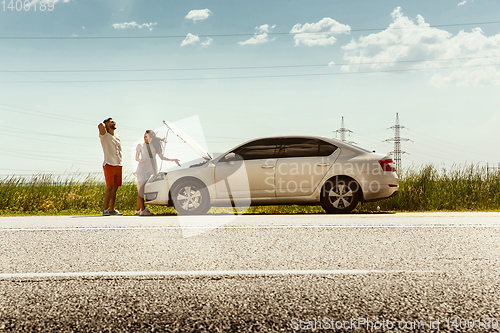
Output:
[334, 116, 355, 143]
[385, 113, 409, 172]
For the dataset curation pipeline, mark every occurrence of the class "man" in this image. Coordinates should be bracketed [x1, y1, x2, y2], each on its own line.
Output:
[98, 118, 123, 216]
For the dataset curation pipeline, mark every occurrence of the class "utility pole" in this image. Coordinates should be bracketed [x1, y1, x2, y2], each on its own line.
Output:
[385, 113, 409, 172]
[334, 116, 355, 143]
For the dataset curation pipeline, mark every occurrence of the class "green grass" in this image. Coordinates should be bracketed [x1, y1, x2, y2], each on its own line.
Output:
[358, 164, 500, 212]
[1, 164, 499, 216]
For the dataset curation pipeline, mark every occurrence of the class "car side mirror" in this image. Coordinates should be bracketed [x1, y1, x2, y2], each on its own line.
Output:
[224, 152, 236, 162]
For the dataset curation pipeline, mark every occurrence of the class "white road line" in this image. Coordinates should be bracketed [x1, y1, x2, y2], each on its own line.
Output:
[0, 225, 498, 231]
[0, 269, 436, 280]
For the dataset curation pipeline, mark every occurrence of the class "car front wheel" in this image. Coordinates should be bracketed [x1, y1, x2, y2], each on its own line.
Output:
[320, 177, 360, 214]
[171, 180, 211, 215]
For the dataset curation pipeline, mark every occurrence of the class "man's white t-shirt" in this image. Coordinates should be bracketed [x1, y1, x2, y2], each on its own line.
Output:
[100, 132, 122, 166]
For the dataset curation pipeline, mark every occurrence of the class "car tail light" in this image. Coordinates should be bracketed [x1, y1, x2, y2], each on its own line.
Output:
[379, 159, 396, 172]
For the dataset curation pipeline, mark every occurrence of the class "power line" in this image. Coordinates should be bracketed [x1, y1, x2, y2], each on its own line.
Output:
[409, 148, 486, 164]
[0, 125, 95, 142]
[3, 64, 328, 73]
[407, 141, 484, 161]
[3, 55, 499, 73]
[2, 62, 499, 84]
[0, 105, 96, 125]
[406, 130, 496, 159]
[394, 114, 500, 160]
[1, 20, 499, 40]
[4, 59, 495, 123]
[0, 132, 96, 148]
[2, 104, 140, 131]
[2, 151, 96, 166]
[2, 75, 304, 119]
[0, 147, 99, 158]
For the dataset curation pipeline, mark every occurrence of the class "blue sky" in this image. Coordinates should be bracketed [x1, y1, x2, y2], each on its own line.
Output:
[1, 0, 500, 176]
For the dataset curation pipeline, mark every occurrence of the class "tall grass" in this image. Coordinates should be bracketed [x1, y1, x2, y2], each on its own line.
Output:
[1, 164, 499, 215]
[359, 164, 500, 212]
[0, 173, 149, 215]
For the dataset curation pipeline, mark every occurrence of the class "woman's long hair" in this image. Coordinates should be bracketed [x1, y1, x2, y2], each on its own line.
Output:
[145, 130, 164, 154]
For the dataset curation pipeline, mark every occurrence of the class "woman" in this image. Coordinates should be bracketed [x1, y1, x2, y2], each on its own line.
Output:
[135, 130, 180, 216]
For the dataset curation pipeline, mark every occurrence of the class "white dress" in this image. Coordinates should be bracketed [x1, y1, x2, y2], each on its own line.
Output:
[135, 143, 158, 182]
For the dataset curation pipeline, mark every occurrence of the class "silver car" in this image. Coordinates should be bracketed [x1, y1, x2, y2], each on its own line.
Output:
[144, 123, 398, 215]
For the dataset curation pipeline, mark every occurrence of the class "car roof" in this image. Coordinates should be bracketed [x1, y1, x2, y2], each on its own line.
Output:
[244, 135, 337, 142]
[234, 135, 372, 153]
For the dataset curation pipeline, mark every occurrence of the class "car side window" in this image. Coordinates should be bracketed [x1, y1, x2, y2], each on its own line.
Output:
[232, 138, 282, 160]
[283, 138, 337, 158]
[318, 140, 338, 156]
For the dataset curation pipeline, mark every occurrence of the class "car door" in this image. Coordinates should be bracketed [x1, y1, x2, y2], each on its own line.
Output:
[275, 138, 339, 197]
[215, 138, 282, 198]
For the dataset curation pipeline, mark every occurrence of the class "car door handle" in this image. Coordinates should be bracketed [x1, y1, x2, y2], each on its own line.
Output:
[261, 165, 275, 169]
[316, 163, 330, 167]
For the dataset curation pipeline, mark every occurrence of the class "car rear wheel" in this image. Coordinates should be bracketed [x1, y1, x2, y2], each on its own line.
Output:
[171, 180, 211, 215]
[320, 177, 360, 214]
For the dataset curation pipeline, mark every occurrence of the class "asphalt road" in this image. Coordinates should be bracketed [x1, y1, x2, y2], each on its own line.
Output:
[0, 213, 499, 332]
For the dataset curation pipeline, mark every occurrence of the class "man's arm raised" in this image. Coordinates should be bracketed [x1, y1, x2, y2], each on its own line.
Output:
[98, 122, 106, 136]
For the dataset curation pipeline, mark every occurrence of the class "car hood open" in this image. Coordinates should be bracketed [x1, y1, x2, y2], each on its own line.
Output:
[163, 121, 212, 161]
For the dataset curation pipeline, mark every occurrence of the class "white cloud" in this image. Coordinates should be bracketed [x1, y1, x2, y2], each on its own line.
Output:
[256, 24, 274, 34]
[238, 24, 276, 45]
[290, 18, 351, 47]
[185, 9, 211, 22]
[458, 0, 475, 6]
[328, 61, 335, 67]
[181, 33, 200, 46]
[112, 22, 157, 31]
[181, 34, 213, 48]
[341, 7, 500, 86]
[201, 37, 213, 47]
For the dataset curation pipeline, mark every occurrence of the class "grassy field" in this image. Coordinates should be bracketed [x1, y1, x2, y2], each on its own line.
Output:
[1, 164, 499, 216]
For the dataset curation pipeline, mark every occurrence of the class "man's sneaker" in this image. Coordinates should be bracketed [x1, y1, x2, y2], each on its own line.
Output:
[140, 208, 153, 216]
[103, 209, 110, 216]
[109, 210, 123, 216]
[134, 210, 141, 216]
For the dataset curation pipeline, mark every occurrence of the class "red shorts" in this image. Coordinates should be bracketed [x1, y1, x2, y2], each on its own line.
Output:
[103, 164, 122, 186]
